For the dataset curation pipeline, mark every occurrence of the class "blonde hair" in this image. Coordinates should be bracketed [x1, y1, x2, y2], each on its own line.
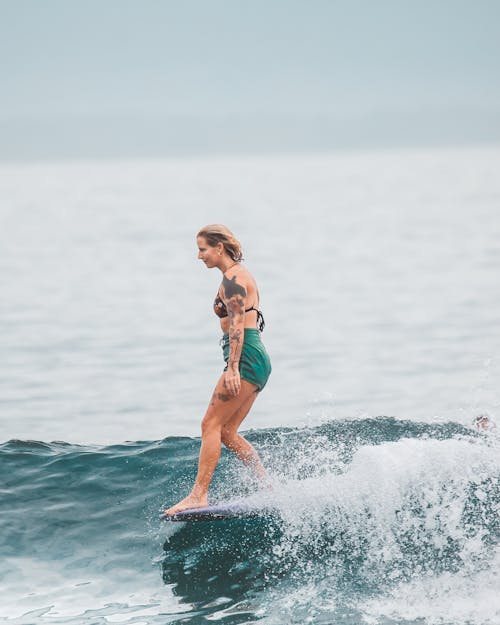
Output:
[197, 224, 243, 262]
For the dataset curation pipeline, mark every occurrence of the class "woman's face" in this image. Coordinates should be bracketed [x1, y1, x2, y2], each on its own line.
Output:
[197, 236, 221, 268]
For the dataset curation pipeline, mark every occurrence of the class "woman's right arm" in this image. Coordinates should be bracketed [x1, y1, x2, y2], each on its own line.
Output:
[221, 273, 247, 396]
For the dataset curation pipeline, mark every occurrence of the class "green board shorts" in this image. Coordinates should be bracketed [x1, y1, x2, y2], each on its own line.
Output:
[221, 328, 272, 392]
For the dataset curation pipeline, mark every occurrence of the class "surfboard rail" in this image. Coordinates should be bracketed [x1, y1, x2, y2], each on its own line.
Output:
[160, 499, 273, 522]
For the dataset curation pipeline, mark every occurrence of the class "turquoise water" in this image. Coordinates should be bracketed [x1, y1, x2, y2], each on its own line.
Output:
[1, 419, 499, 624]
[1, 147, 500, 622]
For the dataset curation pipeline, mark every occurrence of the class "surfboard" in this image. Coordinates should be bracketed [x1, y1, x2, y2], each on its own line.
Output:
[160, 498, 269, 522]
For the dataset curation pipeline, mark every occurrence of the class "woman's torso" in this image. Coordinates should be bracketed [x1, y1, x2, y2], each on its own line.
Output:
[213, 266, 260, 334]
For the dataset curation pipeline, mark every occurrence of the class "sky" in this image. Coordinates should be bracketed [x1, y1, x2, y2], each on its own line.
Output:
[1, 0, 499, 159]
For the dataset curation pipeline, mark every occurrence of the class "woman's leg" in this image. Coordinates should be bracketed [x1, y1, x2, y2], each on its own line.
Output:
[164, 377, 258, 514]
[220, 393, 269, 482]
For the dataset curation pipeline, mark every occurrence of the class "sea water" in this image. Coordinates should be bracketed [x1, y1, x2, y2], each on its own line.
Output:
[1, 146, 499, 623]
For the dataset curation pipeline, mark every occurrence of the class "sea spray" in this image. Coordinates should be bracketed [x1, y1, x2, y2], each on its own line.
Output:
[1, 419, 498, 624]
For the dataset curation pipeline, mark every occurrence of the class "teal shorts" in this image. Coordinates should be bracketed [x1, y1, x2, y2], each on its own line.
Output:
[221, 328, 272, 391]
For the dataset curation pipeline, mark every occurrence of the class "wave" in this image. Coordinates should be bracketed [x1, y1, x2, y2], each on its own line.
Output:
[1, 418, 499, 624]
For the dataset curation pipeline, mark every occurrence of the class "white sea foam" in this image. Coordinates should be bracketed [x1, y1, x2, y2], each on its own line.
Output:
[361, 546, 500, 625]
[245, 433, 500, 624]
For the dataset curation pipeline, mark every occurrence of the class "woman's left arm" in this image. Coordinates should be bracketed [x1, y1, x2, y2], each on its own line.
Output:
[222, 273, 247, 396]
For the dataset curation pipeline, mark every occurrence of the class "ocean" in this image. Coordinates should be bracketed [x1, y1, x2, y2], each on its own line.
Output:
[1, 146, 500, 623]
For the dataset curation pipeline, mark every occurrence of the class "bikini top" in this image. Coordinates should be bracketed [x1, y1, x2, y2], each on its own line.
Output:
[214, 294, 266, 332]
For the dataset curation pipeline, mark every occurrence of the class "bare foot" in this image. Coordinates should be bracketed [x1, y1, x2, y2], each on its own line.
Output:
[164, 494, 208, 516]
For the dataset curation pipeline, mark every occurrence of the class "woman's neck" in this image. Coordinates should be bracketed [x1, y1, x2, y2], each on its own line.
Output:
[219, 259, 239, 274]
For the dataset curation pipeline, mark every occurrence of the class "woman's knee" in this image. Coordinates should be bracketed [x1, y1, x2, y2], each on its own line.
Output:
[201, 414, 222, 437]
[221, 426, 238, 447]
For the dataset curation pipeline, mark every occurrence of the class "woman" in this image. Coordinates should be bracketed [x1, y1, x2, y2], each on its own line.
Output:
[165, 224, 272, 515]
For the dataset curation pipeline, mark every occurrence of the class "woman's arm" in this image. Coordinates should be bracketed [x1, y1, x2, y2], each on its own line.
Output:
[222, 273, 247, 396]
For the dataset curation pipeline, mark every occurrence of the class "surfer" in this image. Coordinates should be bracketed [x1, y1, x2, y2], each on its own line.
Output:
[473, 414, 496, 431]
[164, 224, 272, 515]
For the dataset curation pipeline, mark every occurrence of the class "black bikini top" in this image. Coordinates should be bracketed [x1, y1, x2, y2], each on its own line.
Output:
[214, 294, 266, 332]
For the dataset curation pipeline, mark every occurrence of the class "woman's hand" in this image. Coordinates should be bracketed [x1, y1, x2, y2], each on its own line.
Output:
[224, 365, 241, 396]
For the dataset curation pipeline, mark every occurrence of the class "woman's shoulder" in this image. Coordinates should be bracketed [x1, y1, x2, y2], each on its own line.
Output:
[223, 264, 254, 291]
